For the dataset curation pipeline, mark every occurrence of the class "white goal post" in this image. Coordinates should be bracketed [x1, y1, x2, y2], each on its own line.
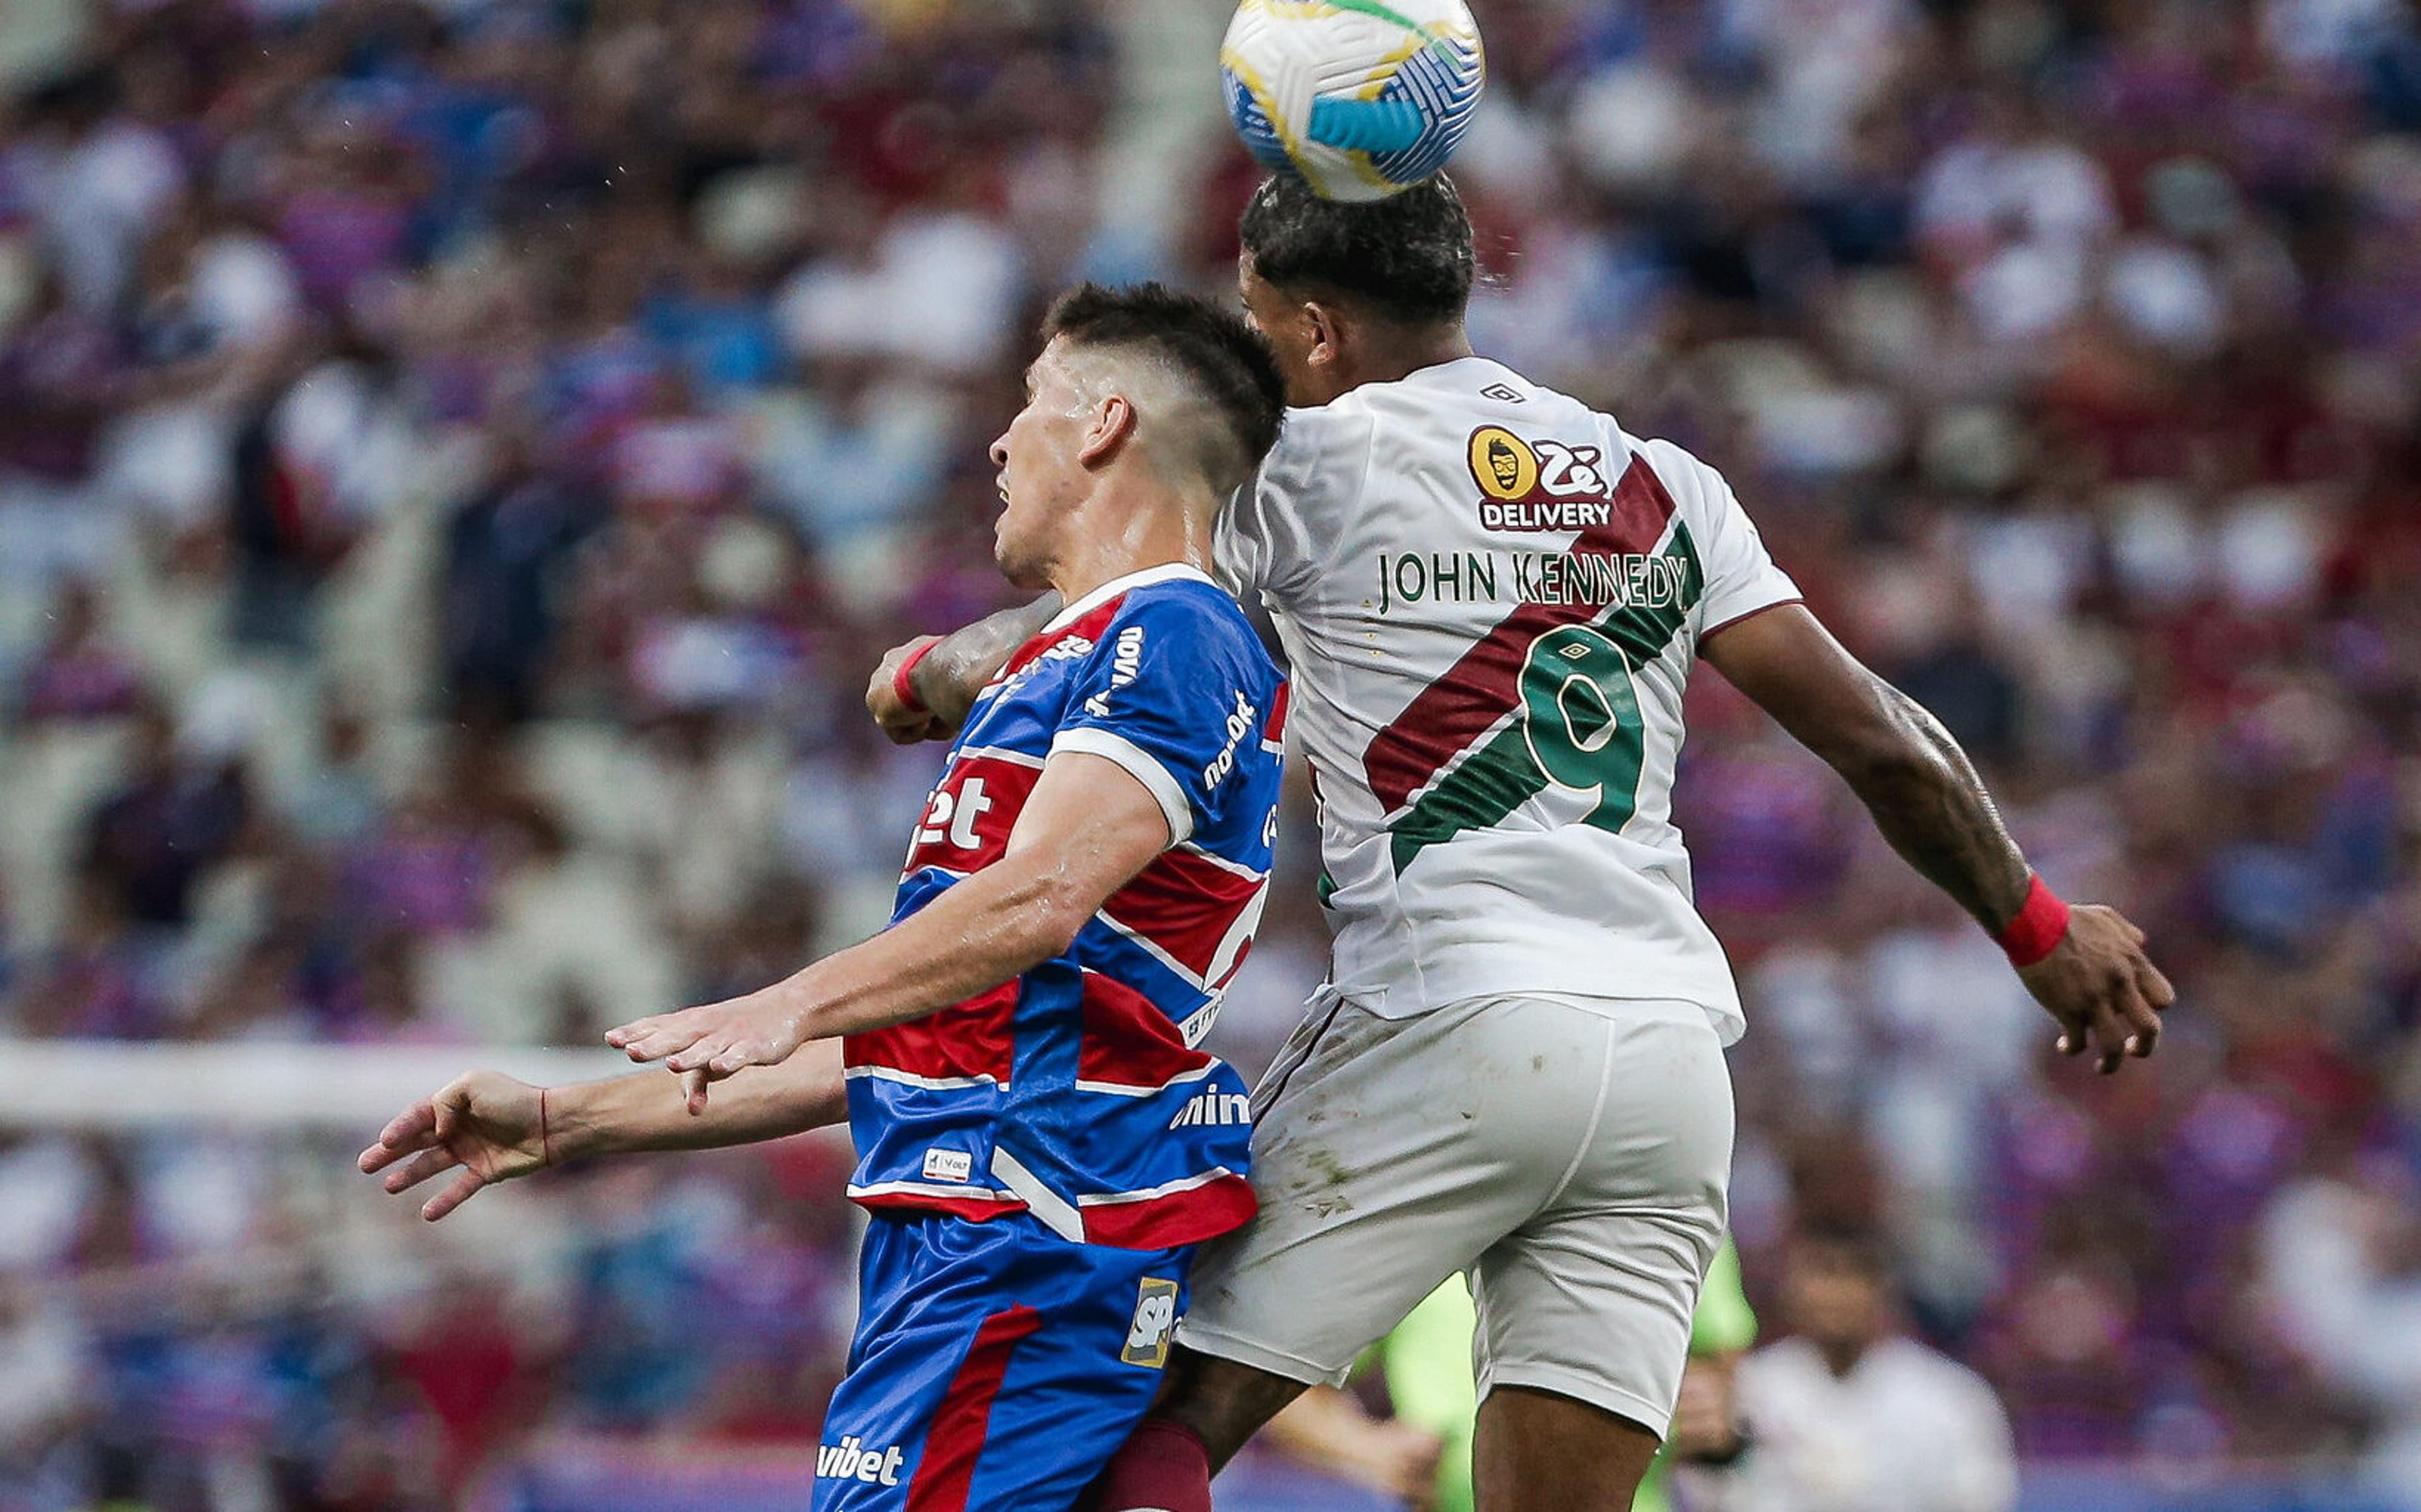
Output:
[0, 1039, 719, 1129]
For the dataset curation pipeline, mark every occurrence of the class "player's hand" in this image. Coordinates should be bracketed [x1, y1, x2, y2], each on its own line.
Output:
[1668, 1357, 1746, 1463]
[2018, 904, 2174, 1075]
[357, 1070, 550, 1221]
[868, 635, 949, 746]
[1359, 1423, 1445, 1509]
[605, 991, 806, 1111]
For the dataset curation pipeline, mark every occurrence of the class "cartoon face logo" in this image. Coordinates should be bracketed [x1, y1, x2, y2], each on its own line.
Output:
[1487, 439, 1521, 490]
[1468, 427, 1540, 501]
[1120, 1278, 1181, 1368]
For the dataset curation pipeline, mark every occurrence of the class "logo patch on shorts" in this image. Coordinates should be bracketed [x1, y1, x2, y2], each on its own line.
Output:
[920, 1148, 973, 1184]
[1121, 1277, 1180, 1369]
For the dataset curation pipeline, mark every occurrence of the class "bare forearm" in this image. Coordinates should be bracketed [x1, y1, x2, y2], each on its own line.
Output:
[1263, 1387, 1376, 1465]
[910, 596, 1061, 726]
[550, 1040, 847, 1158]
[770, 860, 1085, 1040]
[1837, 679, 2031, 931]
[605, 753, 1173, 1087]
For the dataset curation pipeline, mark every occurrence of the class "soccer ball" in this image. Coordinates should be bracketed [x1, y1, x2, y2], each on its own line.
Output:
[1221, 0, 1486, 203]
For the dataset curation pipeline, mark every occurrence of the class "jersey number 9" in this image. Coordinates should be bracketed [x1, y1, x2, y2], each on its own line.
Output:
[1519, 625, 1646, 828]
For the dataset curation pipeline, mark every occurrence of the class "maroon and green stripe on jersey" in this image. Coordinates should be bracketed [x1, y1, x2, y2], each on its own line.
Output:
[1359, 456, 1705, 874]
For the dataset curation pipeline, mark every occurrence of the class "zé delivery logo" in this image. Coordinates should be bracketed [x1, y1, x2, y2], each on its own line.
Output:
[1467, 426, 1617, 532]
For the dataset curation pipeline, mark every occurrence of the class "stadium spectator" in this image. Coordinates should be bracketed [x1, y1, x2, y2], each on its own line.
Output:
[1717, 1226, 2019, 1512]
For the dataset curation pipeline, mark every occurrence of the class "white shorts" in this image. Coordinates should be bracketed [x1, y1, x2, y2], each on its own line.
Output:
[1178, 991, 1733, 1438]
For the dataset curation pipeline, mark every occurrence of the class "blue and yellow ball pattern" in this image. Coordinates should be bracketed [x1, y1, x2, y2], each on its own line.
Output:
[1221, 0, 1485, 202]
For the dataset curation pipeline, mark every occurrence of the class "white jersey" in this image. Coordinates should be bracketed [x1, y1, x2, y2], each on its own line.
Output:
[1719, 1337, 2019, 1512]
[1215, 357, 1799, 1041]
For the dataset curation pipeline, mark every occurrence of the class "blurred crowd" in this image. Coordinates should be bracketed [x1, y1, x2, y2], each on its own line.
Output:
[2, 0, 2419, 1506]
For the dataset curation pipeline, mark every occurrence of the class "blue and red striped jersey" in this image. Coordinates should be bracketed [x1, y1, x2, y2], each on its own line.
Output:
[843, 563, 1288, 1250]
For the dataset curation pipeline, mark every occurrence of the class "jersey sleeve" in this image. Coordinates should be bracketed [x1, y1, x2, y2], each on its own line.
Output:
[1644, 439, 1802, 639]
[1047, 594, 1269, 847]
[1213, 406, 1368, 609]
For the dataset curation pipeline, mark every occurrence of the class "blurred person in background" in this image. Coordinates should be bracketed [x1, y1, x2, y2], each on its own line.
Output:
[1259, 1240, 1758, 1512]
[1706, 1226, 2016, 1512]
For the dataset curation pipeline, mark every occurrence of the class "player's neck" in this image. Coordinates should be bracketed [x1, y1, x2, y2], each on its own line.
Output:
[1817, 1338, 1872, 1378]
[1045, 488, 1217, 606]
[1348, 321, 1474, 390]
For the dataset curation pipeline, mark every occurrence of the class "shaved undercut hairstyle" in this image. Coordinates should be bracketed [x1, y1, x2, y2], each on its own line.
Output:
[1240, 172, 1475, 326]
[1042, 281, 1288, 499]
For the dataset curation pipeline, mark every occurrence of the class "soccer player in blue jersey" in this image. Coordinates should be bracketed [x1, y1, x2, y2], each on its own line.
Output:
[358, 283, 1291, 1511]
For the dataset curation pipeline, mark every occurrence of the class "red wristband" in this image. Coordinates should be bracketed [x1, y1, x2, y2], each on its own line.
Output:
[1995, 874, 2071, 968]
[891, 640, 938, 716]
[538, 1085, 555, 1168]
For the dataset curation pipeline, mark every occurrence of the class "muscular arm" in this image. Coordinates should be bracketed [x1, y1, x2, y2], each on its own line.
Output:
[606, 751, 1172, 1088]
[1701, 606, 2028, 930]
[868, 596, 1063, 741]
[1702, 604, 2172, 1071]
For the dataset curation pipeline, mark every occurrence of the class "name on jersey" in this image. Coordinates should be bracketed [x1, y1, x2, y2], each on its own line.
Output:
[1468, 426, 1615, 532]
[1374, 550, 1690, 615]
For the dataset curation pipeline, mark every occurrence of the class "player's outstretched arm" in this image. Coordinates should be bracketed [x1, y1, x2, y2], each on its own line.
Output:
[606, 749, 1169, 1101]
[1700, 604, 2173, 1073]
[356, 1041, 847, 1221]
[866, 596, 1062, 742]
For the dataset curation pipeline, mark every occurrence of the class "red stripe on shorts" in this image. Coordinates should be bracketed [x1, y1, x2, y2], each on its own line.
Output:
[905, 1303, 1044, 1512]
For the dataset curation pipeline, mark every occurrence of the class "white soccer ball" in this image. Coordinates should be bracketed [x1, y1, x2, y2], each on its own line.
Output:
[1220, 0, 1486, 203]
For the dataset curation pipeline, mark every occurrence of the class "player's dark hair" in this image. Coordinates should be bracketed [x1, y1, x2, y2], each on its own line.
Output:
[1239, 173, 1476, 326]
[1792, 1222, 1891, 1279]
[1043, 281, 1288, 497]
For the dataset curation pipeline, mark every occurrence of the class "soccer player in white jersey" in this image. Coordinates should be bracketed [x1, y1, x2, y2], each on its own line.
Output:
[873, 176, 2172, 1512]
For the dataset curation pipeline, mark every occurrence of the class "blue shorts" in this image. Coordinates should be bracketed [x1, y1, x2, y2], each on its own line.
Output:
[814, 1211, 1193, 1512]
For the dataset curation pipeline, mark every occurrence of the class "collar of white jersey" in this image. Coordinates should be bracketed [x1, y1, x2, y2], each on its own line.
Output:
[1395, 355, 1516, 390]
[1043, 562, 1216, 633]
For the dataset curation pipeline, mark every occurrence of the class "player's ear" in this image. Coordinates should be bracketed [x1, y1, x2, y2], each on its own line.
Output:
[1301, 301, 1343, 374]
[1077, 391, 1137, 469]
